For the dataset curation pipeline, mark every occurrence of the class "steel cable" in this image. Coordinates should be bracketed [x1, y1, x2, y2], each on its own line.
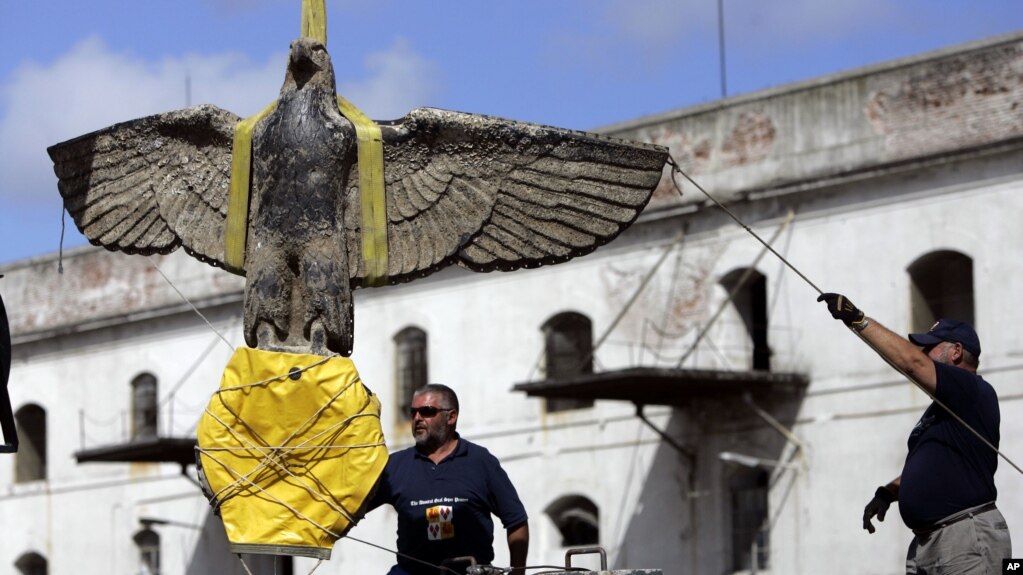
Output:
[666, 155, 1023, 477]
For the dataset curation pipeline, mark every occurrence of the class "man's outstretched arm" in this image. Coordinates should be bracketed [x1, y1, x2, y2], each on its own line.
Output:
[817, 293, 938, 394]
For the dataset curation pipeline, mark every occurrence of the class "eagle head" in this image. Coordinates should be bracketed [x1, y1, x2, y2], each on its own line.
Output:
[283, 37, 336, 94]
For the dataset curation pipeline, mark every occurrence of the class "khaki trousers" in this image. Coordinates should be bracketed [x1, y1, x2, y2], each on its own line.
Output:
[906, 503, 1011, 574]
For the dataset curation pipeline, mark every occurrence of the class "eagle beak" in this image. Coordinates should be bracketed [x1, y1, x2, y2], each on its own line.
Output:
[291, 41, 312, 67]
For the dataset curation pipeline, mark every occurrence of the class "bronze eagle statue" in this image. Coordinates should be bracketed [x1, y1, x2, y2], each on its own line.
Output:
[48, 37, 669, 357]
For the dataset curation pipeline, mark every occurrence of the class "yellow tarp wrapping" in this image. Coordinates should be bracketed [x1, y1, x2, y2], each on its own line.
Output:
[197, 347, 388, 559]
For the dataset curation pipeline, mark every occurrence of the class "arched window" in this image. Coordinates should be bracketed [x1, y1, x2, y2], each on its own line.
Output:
[14, 404, 46, 483]
[131, 373, 158, 440]
[14, 551, 47, 575]
[908, 250, 975, 332]
[729, 468, 769, 572]
[134, 527, 160, 575]
[719, 269, 771, 371]
[542, 312, 594, 412]
[545, 494, 599, 547]
[394, 327, 428, 421]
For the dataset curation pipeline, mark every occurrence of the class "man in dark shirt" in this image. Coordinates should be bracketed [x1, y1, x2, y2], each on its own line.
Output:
[369, 384, 529, 575]
[819, 294, 1011, 574]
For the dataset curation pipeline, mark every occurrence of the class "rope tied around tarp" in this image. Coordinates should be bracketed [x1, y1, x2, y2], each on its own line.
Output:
[198, 366, 382, 526]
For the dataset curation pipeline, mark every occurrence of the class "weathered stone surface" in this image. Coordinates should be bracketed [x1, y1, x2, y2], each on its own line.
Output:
[604, 32, 1023, 211]
[48, 37, 668, 357]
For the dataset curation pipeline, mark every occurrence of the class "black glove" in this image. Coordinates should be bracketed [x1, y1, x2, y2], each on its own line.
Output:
[817, 293, 865, 327]
[862, 485, 896, 534]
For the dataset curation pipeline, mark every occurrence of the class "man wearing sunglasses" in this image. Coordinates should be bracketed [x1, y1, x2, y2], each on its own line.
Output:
[369, 384, 529, 575]
[818, 293, 1010, 574]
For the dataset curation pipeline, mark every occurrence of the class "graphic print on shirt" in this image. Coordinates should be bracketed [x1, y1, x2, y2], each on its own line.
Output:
[426, 505, 454, 541]
[909, 412, 937, 442]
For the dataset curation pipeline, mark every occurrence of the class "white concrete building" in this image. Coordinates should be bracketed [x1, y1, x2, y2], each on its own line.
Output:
[1, 31, 1022, 575]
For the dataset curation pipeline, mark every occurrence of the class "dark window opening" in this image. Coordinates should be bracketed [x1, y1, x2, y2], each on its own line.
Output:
[545, 494, 599, 547]
[394, 327, 428, 421]
[542, 312, 594, 412]
[908, 250, 974, 332]
[131, 373, 159, 440]
[720, 269, 771, 371]
[14, 552, 47, 575]
[14, 404, 46, 483]
[134, 528, 160, 575]
[276, 555, 294, 575]
[730, 468, 769, 572]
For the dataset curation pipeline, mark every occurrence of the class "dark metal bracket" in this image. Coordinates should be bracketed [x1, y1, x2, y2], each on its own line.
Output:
[0, 286, 19, 453]
[635, 403, 693, 465]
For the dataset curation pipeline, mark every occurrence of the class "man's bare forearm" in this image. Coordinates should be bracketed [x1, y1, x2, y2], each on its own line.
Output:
[857, 319, 937, 394]
[507, 522, 529, 575]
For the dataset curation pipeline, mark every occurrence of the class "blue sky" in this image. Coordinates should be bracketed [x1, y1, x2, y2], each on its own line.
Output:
[1, 0, 1021, 265]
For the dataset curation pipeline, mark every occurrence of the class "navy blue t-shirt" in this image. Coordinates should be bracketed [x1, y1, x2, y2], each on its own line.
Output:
[370, 437, 528, 575]
[898, 362, 999, 529]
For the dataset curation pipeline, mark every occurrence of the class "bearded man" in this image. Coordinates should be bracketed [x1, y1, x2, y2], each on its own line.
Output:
[368, 384, 528, 575]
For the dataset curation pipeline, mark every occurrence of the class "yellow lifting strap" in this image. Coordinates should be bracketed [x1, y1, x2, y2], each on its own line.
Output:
[337, 95, 388, 287]
[224, 101, 277, 274]
[302, 0, 327, 45]
[222, 0, 389, 284]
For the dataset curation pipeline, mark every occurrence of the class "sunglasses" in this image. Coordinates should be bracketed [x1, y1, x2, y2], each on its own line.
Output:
[408, 406, 453, 418]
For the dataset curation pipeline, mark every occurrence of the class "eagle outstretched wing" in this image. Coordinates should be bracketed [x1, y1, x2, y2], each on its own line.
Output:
[49, 104, 666, 285]
[346, 107, 668, 287]
[47, 104, 239, 267]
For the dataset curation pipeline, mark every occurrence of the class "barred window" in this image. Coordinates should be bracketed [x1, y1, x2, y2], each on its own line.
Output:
[394, 327, 428, 421]
[730, 468, 769, 572]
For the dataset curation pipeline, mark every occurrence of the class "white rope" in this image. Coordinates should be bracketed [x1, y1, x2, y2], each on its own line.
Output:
[160, 324, 239, 407]
[852, 329, 1023, 476]
[201, 449, 343, 538]
[201, 440, 385, 453]
[583, 231, 684, 370]
[342, 535, 463, 575]
[199, 409, 364, 524]
[214, 356, 332, 393]
[200, 374, 379, 526]
[237, 555, 255, 575]
[147, 256, 235, 351]
[675, 210, 795, 368]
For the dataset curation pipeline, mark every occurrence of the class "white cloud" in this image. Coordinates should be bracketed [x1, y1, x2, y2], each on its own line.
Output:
[603, 0, 700, 51]
[0, 35, 439, 210]
[724, 0, 903, 50]
[543, 0, 699, 77]
[0, 36, 284, 208]
[559, 0, 904, 72]
[338, 37, 443, 120]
